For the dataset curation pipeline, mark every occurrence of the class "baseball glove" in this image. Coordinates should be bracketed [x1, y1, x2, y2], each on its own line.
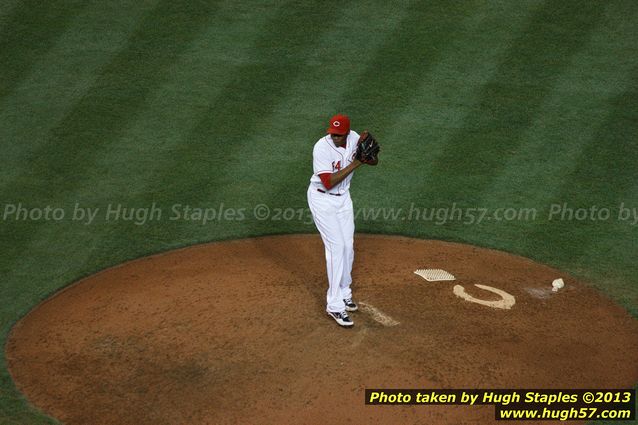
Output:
[355, 131, 380, 163]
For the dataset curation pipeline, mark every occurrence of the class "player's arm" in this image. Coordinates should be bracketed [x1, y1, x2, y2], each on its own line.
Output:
[319, 160, 363, 189]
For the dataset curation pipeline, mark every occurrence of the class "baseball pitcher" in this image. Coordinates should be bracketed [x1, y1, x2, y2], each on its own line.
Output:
[307, 114, 380, 327]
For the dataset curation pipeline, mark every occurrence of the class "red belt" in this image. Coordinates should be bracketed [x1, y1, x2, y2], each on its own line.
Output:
[317, 189, 341, 196]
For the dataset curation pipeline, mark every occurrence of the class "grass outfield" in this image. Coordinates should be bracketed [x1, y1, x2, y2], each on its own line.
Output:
[1, 0, 636, 423]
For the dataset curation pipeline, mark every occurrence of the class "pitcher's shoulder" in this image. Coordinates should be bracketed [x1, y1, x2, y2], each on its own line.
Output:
[313, 135, 333, 152]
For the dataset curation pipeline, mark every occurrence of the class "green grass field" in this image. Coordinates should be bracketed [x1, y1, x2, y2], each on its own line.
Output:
[1, 0, 637, 423]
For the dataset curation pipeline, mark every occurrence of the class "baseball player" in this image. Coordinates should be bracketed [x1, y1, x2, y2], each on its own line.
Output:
[307, 114, 380, 327]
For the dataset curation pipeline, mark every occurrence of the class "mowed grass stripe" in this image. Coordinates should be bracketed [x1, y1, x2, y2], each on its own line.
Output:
[0, 1, 296, 294]
[0, 0, 273, 298]
[3, 2, 312, 304]
[0, 1, 221, 301]
[486, 2, 637, 262]
[0, 0, 89, 100]
[2, 0, 219, 200]
[468, 1, 638, 250]
[479, 0, 638, 198]
[12, 0, 219, 195]
[0, 1, 159, 182]
[54, 0, 290, 207]
[520, 84, 638, 264]
[418, 1, 607, 207]
[343, 1, 542, 227]
[140, 0, 346, 211]
[332, 0, 475, 131]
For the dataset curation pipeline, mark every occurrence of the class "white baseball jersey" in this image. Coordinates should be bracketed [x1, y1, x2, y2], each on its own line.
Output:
[309, 131, 360, 194]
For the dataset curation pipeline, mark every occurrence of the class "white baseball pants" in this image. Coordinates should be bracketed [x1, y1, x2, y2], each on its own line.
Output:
[307, 186, 355, 313]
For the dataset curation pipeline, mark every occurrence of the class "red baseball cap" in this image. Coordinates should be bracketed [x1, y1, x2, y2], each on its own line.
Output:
[327, 114, 350, 135]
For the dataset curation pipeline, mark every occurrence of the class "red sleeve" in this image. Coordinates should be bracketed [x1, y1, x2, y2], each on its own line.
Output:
[318, 173, 333, 190]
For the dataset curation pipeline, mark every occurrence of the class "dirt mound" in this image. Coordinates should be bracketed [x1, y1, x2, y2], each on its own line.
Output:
[7, 235, 638, 424]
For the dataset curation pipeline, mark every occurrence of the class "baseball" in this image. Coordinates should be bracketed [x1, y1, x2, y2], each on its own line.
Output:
[552, 278, 565, 292]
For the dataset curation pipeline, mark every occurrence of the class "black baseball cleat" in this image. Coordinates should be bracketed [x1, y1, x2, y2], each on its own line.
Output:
[327, 310, 354, 327]
[343, 298, 358, 312]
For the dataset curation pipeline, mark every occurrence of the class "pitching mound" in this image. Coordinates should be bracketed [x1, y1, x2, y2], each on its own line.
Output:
[7, 235, 638, 424]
